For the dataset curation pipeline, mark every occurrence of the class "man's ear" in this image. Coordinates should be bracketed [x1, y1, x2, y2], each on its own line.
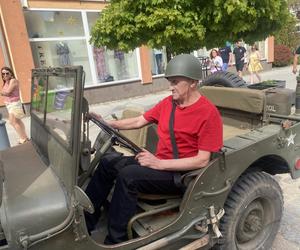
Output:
[190, 80, 198, 89]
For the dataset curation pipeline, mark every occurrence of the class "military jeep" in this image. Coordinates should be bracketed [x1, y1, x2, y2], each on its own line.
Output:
[0, 66, 299, 250]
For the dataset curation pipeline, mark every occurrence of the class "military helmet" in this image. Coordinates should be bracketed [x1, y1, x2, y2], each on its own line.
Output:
[165, 54, 202, 80]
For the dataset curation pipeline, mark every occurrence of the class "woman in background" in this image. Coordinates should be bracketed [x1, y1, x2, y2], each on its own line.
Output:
[209, 49, 223, 73]
[247, 45, 263, 84]
[0, 66, 28, 144]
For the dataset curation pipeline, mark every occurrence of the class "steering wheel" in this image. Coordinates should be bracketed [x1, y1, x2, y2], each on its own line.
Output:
[89, 114, 142, 155]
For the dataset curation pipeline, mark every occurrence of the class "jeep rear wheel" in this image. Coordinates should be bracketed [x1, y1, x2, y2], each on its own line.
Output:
[201, 71, 247, 88]
[215, 171, 283, 250]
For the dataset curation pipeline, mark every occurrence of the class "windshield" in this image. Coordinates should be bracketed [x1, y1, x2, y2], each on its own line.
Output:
[31, 70, 75, 148]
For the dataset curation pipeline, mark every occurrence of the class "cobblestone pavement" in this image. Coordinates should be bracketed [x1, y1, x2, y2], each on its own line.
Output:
[3, 66, 300, 249]
[272, 174, 300, 250]
[246, 67, 300, 249]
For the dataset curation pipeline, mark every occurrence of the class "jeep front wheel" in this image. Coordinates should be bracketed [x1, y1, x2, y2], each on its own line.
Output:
[215, 171, 283, 250]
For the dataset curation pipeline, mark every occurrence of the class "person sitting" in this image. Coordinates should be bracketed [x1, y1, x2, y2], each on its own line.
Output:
[84, 54, 223, 244]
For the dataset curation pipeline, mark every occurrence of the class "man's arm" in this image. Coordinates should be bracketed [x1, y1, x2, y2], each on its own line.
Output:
[136, 149, 211, 171]
[107, 115, 149, 130]
[241, 48, 247, 61]
[292, 46, 300, 74]
[293, 54, 299, 74]
[228, 52, 233, 65]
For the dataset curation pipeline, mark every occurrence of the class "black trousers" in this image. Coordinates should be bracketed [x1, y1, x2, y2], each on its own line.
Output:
[85, 152, 183, 244]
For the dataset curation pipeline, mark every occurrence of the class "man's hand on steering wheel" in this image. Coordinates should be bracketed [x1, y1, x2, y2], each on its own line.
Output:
[135, 149, 162, 170]
[88, 113, 143, 155]
[88, 112, 103, 121]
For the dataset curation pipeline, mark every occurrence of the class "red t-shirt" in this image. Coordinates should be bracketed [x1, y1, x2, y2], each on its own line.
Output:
[143, 95, 223, 160]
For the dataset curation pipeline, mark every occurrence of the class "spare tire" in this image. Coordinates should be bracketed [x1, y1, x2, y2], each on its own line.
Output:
[201, 71, 247, 88]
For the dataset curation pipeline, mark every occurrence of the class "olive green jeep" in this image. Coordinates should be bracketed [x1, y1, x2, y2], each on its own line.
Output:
[0, 66, 299, 250]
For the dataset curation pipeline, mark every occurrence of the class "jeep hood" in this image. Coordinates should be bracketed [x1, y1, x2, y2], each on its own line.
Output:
[0, 142, 70, 249]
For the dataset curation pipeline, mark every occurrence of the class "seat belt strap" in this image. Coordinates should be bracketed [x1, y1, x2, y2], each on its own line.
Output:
[169, 100, 182, 188]
[169, 101, 179, 159]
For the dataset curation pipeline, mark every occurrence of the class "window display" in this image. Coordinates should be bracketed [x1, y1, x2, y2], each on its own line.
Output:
[93, 47, 112, 82]
[56, 42, 71, 66]
[30, 40, 93, 84]
[149, 48, 167, 75]
[25, 9, 140, 86]
[87, 13, 139, 83]
[92, 48, 138, 82]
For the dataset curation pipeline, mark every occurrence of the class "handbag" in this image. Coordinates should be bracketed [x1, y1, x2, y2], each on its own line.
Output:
[22, 103, 26, 115]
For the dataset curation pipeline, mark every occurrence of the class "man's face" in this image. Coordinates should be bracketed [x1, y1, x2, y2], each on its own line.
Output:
[167, 76, 194, 102]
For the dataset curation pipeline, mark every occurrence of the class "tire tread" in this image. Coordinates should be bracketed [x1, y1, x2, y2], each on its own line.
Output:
[214, 171, 283, 250]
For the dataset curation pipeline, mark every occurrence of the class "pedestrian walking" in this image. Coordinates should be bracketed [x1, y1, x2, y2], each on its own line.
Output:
[292, 46, 300, 74]
[219, 41, 233, 71]
[0, 66, 29, 144]
[247, 45, 263, 84]
[233, 40, 247, 77]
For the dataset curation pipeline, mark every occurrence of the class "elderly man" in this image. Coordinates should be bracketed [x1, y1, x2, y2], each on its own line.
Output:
[85, 54, 223, 244]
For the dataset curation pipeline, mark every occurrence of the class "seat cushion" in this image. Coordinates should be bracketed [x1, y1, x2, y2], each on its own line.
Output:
[199, 86, 266, 114]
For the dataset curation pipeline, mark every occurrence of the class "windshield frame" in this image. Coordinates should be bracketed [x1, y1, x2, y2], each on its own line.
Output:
[30, 67, 82, 153]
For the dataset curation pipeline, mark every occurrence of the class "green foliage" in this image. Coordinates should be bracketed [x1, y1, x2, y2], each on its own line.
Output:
[91, 0, 291, 54]
[273, 44, 292, 67]
[274, 14, 300, 51]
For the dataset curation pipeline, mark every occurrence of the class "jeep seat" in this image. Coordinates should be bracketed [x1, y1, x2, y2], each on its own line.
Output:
[113, 108, 148, 155]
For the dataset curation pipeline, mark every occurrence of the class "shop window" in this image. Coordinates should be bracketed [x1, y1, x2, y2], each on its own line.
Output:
[257, 41, 266, 59]
[87, 12, 100, 31]
[30, 40, 93, 84]
[149, 48, 167, 75]
[24, 11, 84, 38]
[92, 47, 138, 82]
[25, 9, 140, 86]
[87, 12, 139, 82]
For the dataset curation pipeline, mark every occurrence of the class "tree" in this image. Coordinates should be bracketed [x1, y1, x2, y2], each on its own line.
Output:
[91, 0, 291, 54]
[274, 14, 299, 52]
[275, 0, 300, 52]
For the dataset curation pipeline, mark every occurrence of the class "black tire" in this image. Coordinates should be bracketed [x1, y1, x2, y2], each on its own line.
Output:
[214, 171, 283, 250]
[202, 71, 247, 88]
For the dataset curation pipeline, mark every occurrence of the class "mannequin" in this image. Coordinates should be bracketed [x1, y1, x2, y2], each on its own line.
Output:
[93, 47, 113, 82]
[114, 50, 128, 79]
[56, 42, 71, 66]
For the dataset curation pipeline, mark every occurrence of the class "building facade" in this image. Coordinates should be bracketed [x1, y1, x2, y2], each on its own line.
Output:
[0, 0, 274, 109]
